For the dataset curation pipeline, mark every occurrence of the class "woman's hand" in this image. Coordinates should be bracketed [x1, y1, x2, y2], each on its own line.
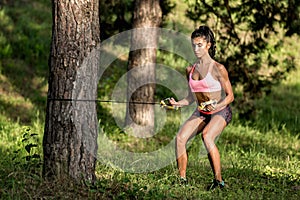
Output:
[204, 104, 216, 112]
[199, 99, 217, 112]
[160, 97, 180, 110]
[169, 97, 178, 106]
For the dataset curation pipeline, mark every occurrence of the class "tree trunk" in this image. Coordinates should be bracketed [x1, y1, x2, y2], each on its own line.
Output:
[43, 0, 100, 182]
[125, 0, 162, 137]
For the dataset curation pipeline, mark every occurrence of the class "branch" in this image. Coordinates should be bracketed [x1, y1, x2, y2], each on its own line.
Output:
[223, 0, 240, 43]
[200, 0, 240, 45]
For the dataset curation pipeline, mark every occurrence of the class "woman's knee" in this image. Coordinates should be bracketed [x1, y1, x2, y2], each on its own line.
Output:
[202, 130, 214, 145]
[202, 129, 209, 140]
[176, 134, 187, 147]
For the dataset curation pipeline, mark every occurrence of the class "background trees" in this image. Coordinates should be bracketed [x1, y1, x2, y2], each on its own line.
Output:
[125, 0, 162, 136]
[99, 0, 175, 40]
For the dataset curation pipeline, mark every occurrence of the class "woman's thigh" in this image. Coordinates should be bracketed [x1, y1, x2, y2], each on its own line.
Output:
[202, 114, 227, 141]
[177, 110, 206, 143]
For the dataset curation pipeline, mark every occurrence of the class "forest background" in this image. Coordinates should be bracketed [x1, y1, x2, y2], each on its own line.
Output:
[0, 0, 299, 199]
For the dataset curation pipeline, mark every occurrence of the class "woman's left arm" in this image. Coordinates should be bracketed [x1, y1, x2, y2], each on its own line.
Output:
[215, 64, 234, 109]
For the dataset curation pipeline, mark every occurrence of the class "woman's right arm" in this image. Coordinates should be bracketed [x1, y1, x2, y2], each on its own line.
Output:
[169, 66, 195, 107]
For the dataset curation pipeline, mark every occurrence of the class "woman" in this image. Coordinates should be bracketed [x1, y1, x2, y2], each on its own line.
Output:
[170, 25, 234, 190]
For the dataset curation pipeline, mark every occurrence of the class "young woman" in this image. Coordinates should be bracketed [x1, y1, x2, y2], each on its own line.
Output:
[169, 25, 234, 190]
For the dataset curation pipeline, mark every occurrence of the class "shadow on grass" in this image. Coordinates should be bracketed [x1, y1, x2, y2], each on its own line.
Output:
[0, 0, 51, 124]
[0, 98, 37, 124]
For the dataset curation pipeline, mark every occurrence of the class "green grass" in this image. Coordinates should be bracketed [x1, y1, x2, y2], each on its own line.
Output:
[94, 104, 300, 199]
[1, 86, 299, 199]
[0, 0, 300, 199]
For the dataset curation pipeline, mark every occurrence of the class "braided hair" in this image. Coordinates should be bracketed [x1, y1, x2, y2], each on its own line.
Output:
[191, 25, 216, 58]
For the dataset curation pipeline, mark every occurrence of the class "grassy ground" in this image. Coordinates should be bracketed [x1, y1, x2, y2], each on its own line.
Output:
[1, 82, 299, 199]
[0, 0, 300, 199]
[1, 61, 299, 200]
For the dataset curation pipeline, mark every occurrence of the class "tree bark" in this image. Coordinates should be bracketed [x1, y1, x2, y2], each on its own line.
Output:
[125, 0, 162, 136]
[43, 0, 100, 182]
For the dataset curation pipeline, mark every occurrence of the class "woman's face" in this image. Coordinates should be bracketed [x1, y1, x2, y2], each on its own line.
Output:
[192, 36, 211, 58]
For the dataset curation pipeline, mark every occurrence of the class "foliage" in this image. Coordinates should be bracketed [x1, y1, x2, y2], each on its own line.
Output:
[0, 0, 50, 112]
[12, 127, 42, 174]
[0, 0, 51, 73]
[185, 0, 299, 118]
[284, 0, 300, 36]
[99, 0, 176, 40]
[0, 117, 44, 199]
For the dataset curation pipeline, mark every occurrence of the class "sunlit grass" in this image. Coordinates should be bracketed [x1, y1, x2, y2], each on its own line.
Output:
[253, 65, 300, 134]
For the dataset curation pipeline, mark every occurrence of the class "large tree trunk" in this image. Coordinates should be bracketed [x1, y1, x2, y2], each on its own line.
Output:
[125, 0, 162, 137]
[43, 0, 100, 182]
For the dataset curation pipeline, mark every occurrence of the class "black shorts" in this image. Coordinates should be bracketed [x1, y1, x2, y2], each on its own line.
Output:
[195, 106, 232, 125]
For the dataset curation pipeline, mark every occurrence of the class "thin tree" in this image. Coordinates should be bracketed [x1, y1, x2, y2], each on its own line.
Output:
[125, 0, 162, 136]
[43, 0, 100, 182]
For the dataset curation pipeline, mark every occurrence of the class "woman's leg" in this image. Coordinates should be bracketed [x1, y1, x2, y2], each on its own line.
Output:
[176, 112, 206, 178]
[201, 115, 227, 182]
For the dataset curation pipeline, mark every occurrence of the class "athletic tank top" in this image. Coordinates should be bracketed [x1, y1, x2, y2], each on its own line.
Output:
[189, 62, 221, 93]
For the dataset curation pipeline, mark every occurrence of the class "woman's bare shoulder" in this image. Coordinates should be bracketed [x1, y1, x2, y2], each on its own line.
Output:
[213, 61, 224, 69]
[213, 61, 228, 73]
[186, 64, 195, 74]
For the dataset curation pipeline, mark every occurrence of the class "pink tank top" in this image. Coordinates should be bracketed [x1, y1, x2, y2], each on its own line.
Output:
[189, 62, 221, 93]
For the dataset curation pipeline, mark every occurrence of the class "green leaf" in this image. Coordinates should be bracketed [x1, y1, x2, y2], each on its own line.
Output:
[31, 154, 40, 159]
[25, 143, 38, 153]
